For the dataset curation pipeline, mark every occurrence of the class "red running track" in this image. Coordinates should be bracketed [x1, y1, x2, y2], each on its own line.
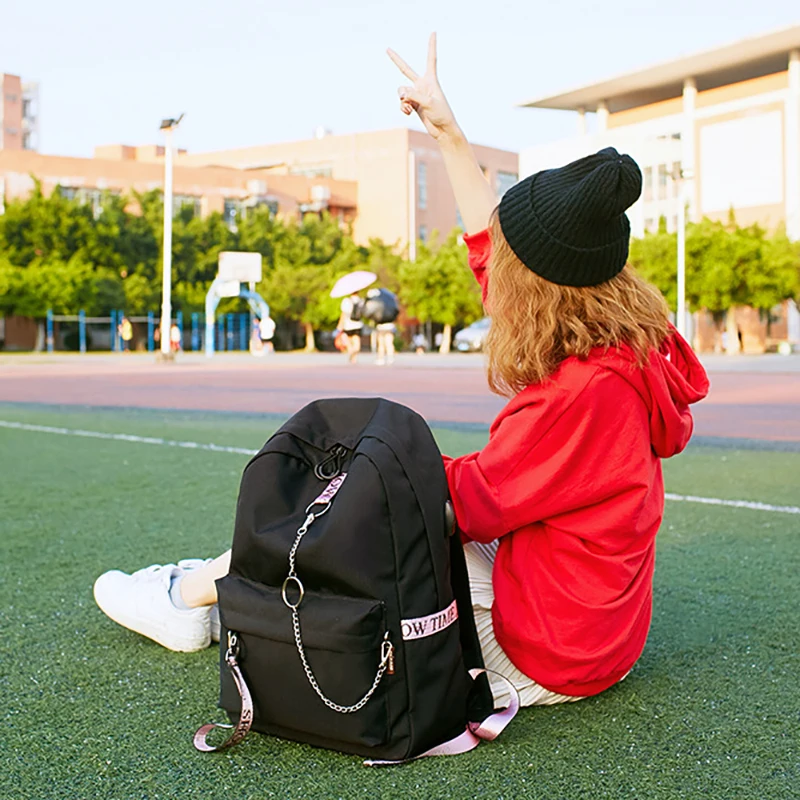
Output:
[1, 354, 799, 442]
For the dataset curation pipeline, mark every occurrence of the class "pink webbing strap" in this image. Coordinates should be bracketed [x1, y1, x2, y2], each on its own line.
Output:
[193, 647, 519, 762]
[193, 651, 254, 752]
[363, 668, 519, 766]
[466, 668, 520, 740]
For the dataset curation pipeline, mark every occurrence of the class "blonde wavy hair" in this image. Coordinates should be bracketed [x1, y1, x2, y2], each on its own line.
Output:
[485, 214, 670, 397]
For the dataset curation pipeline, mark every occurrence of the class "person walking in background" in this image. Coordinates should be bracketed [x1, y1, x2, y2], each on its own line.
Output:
[118, 316, 133, 353]
[336, 293, 364, 364]
[250, 319, 264, 356]
[259, 316, 276, 354]
[375, 322, 396, 365]
[170, 323, 182, 354]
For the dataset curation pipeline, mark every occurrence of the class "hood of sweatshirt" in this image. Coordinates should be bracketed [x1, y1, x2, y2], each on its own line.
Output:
[603, 328, 710, 458]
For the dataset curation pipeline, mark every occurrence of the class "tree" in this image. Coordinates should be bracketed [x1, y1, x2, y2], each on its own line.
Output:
[757, 226, 800, 314]
[632, 213, 800, 354]
[0, 255, 96, 317]
[687, 217, 768, 353]
[123, 273, 159, 316]
[236, 206, 280, 264]
[364, 239, 404, 295]
[0, 182, 93, 266]
[628, 218, 677, 309]
[398, 230, 483, 353]
[260, 214, 368, 350]
[0, 258, 21, 316]
[86, 193, 160, 281]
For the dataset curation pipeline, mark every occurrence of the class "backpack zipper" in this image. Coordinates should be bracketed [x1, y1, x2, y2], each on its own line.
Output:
[314, 444, 348, 480]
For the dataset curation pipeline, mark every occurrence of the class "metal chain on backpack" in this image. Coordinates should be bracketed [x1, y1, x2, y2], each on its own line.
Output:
[282, 479, 394, 715]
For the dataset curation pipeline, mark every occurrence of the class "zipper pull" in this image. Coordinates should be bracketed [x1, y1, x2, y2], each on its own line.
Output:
[314, 445, 347, 480]
[381, 633, 395, 675]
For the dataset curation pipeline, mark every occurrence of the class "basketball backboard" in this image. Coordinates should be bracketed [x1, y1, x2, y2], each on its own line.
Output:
[218, 251, 262, 283]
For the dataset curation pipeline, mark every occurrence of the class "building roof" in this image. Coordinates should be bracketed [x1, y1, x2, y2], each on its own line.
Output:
[0, 149, 357, 209]
[519, 24, 800, 113]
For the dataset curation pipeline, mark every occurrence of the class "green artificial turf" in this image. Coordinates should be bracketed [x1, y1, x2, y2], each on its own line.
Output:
[1, 404, 798, 799]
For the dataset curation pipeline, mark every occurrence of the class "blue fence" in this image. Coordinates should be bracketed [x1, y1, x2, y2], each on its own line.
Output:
[45, 309, 254, 353]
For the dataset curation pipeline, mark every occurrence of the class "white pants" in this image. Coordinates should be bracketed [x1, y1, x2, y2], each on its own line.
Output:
[375, 330, 395, 362]
[464, 540, 586, 708]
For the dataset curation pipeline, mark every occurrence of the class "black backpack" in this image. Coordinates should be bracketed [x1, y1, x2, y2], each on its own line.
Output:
[349, 297, 364, 322]
[362, 288, 400, 324]
[194, 398, 517, 764]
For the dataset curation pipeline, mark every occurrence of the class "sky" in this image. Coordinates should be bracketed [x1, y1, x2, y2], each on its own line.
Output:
[4, 0, 800, 158]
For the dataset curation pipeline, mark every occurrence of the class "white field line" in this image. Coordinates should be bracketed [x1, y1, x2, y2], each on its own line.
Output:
[2, 419, 799, 516]
[664, 493, 800, 515]
[0, 420, 257, 457]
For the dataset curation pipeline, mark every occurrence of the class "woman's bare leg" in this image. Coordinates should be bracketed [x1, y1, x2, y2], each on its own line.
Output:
[180, 550, 231, 608]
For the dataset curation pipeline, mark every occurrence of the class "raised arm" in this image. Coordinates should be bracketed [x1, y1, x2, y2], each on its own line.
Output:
[388, 34, 497, 235]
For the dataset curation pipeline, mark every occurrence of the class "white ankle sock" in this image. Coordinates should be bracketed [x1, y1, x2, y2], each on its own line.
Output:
[169, 575, 191, 610]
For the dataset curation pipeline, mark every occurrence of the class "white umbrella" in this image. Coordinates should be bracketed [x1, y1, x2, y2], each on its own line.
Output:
[330, 270, 377, 298]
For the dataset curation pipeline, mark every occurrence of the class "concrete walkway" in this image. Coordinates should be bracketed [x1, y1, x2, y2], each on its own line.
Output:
[1, 350, 799, 441]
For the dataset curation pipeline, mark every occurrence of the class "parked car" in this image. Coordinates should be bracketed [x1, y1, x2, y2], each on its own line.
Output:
[454, 317, 491, 352]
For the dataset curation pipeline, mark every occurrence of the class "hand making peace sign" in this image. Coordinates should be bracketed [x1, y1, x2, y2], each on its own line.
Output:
[388, 33, 496, 233]
[387, 33, 460, 142]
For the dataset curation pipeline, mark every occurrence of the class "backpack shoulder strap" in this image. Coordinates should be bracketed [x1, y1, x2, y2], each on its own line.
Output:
[449, 532, 496, 720]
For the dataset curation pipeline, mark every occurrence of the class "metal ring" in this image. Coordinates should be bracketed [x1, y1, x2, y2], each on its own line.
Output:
[303, 500, 333, 516]
[314, 461, 339, 480]
[281, 576, 305, 609]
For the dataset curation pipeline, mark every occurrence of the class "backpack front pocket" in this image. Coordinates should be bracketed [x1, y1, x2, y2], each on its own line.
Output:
[217, 575, 391, 748]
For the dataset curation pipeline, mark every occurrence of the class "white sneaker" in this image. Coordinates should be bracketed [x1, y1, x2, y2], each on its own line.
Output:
[209, 604, 220, 644]
[93, 563, 211, 652]
[177, 558, 220, 643]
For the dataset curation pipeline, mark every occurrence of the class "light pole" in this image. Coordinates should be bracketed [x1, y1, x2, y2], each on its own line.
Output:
[159, 114, 183, 359]
[673, 163, 693, 340]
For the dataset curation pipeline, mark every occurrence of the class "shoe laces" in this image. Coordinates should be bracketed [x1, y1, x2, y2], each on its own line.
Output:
[130, 563, 179, 585]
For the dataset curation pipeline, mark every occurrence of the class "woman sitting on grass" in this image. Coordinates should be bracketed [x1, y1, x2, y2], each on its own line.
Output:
[94, 35, 708, 707]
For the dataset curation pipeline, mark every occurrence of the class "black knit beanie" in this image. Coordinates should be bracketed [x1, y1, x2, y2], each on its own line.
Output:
[497, 147, 642, 287]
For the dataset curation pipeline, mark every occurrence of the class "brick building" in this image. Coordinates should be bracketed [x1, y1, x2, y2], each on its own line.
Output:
[0, 148, 357, 223]
[1, 73, 39, 152]
[173, 128, 519, 249]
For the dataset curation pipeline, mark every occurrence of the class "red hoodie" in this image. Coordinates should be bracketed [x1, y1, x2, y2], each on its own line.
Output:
[443, 229, 709, 697]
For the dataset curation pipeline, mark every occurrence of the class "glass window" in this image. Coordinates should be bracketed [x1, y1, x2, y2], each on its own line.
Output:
[173, 195, 201, 218]
[252, 198, 278, 217]
[456, 208, 464, 231]
[58, 186, 78, 201]
[496, 171, 518, 198]
[224, 199, 243, 228]
[419, 225, 427, 242]
[643, 168, 653, 202]
[657, 165, 668, 200]
[418, 162, 427, 210]
[672, 161, 682, 197]
[289, 165, 333, 178]
[77, 188, 115, 219]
